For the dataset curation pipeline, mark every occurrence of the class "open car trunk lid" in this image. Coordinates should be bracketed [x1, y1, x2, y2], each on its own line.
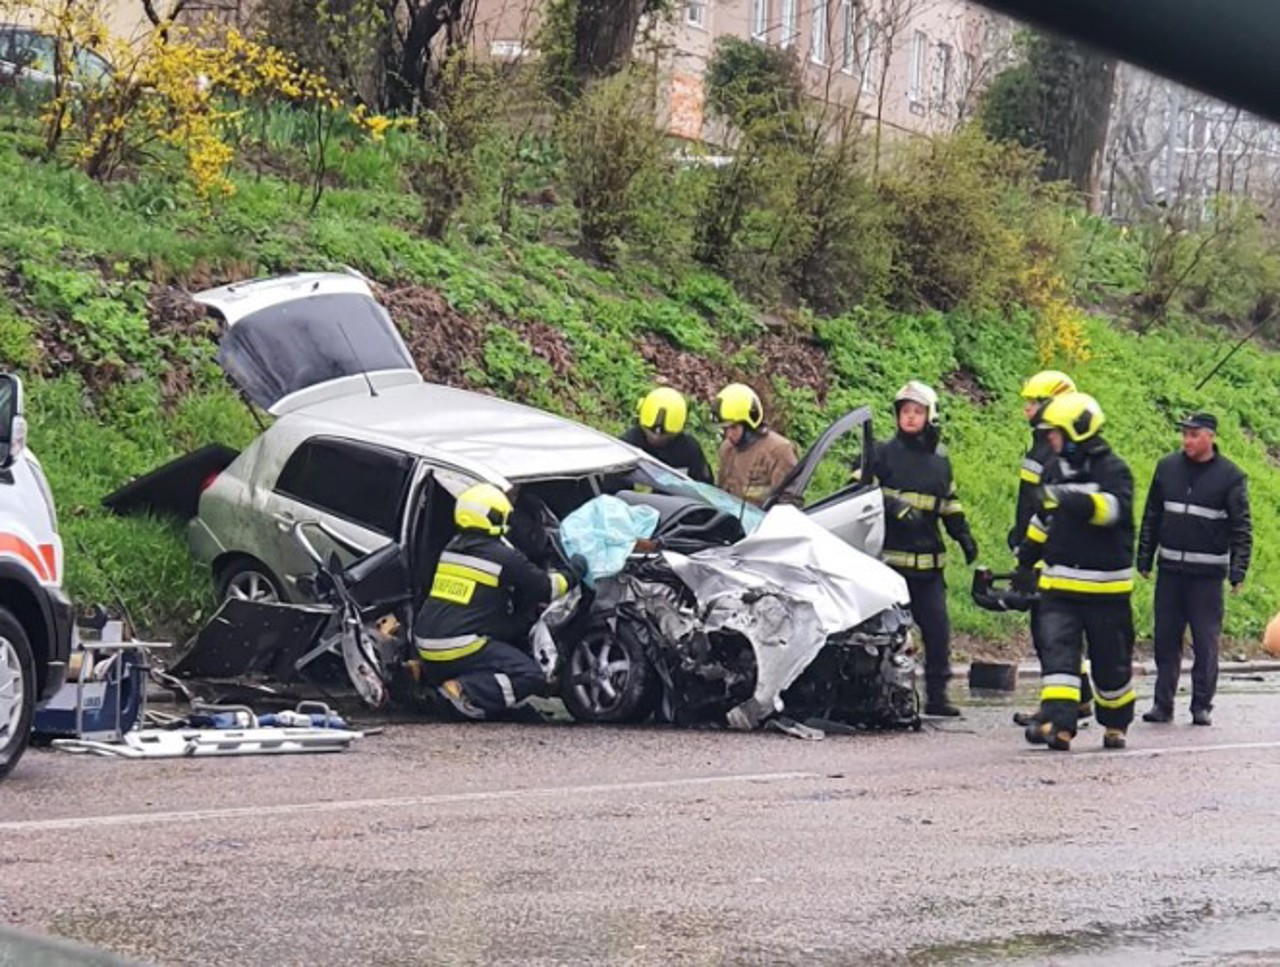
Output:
[195, 272, 422, 416]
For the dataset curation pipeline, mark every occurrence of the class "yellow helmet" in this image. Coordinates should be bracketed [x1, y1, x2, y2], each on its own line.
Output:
[1041, 392, 1105, 443]
[638, 387, 688, 435]
[712, 383, 763, 430]
[454, 483, 513, 536]
[1020, 370, 1076, 401]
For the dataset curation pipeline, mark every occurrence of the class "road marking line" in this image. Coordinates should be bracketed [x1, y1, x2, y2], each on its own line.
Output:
[0, 771, 821, 834]
[1076, 739, 1280, 759]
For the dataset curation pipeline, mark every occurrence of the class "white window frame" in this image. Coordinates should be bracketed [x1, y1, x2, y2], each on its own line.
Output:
[860, 18, 879, 93]
[810, 0, 827, 64]
[935, 41, 953, 112]
[908, 30, 927, 104]
[752, 0, 768, 40]
[840, 0, 854, 73]
[686, 0, 707, 28]
[781, 0, 797, 48]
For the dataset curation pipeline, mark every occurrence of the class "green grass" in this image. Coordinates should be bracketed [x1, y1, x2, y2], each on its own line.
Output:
[3, 114, 1279, 653]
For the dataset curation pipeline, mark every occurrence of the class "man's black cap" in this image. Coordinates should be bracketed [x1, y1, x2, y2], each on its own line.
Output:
[1179, 412, 1218, 432]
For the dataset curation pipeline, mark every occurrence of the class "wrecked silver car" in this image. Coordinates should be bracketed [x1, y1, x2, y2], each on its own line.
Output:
[110, 271, 920, 731]
[536, 501, 918, 731]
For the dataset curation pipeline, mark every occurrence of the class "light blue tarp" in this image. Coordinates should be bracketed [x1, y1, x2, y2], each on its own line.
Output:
[559, 495, 660, 586]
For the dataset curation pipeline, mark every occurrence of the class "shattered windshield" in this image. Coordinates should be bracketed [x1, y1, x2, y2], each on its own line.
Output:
[217, 292, 417, 412]
[632, 459, 766, 533]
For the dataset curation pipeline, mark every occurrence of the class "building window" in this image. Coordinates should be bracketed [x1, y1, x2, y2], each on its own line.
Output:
[935, 42, 953, 111]
[752, 0, 768, 40]
[781, 0, 797, 47]
[782, 0, 795, 44]
[686, 0, 707, 28]
[860, 18, 878, 93]
[810, 0, 827, 64]
[840, 0, 854, 73]
[908, 29, 927, 104]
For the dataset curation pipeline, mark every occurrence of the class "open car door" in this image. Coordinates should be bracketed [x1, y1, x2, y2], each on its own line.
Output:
[764, 406, 884, 558]
[194, 272, 423, 417]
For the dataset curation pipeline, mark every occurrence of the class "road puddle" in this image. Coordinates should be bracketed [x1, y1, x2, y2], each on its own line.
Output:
[912, 909, 1280, 965]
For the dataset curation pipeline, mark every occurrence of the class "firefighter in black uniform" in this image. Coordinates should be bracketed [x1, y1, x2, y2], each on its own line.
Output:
[867, 380, 978, 717]
[1009, 369, 1093, 727]
[414, 483, 575, 719]
[1015, 392, 1136, 751]
[621, 387, 713, 484]
[1137, 412, 1252, 726]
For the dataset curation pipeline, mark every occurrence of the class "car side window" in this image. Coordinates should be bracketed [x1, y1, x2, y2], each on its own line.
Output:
[275, 437, 414, 536]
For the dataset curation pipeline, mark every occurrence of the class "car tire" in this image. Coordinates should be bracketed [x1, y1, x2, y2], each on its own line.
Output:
[559, 617, 661, 725]
[0, 607, 37, 780]
[216, 558, 285, 604]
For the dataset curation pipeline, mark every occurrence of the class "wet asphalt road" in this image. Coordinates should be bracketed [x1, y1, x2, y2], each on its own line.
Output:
[4, 676, 1280, 966]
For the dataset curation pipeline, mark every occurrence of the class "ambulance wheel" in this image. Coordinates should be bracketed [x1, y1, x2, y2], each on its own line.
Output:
[0, 608, 36, 779]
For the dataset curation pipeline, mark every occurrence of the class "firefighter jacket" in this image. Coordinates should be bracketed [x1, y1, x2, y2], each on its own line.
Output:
[1010, 427, 1057, 551]
[866, 430, 977, 573]
[1018, 437, 1135, 598]
[717, 428, 799, 507]
[413, 532, 566, 661]
[621, 425, 713, 483]
[1136, 448, 1251, 584]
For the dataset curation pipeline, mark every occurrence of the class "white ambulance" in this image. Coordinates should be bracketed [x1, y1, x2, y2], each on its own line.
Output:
[0, 374, 72, 779]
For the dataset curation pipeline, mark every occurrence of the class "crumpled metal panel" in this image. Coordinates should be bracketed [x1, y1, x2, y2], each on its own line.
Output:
[663, 505, 909, 727]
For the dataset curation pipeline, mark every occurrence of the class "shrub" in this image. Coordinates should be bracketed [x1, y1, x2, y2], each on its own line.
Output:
[558, 68, 671, 263]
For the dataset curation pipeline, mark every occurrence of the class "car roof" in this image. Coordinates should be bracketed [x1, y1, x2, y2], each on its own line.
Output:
[280, 382, 641, 481]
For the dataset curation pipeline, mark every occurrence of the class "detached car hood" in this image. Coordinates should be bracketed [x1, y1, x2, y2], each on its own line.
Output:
[195, 272, 422, 416]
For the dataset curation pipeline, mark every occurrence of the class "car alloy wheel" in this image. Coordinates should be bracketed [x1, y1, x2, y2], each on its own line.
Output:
[568, 631, 634, 716]
[225, 569, 281, 604]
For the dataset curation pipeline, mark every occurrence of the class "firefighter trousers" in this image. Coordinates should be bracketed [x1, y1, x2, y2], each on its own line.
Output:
[903, 572, 951, 702]
[1153, 571, 1224, 714]
[1029, 601, 1094, 710]
[1036, 594, 1135, 735]
[418, 639, 548, 716]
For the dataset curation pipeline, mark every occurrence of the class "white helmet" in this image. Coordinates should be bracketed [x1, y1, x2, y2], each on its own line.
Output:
[894, 380, 939, 425]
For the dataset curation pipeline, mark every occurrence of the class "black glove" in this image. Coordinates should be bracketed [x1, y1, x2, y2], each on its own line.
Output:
[567, 554, 589, 585]
[1011, 566, 1038, 595]
[1057, 491, 1094, 520]
[961, 537, 979, 566]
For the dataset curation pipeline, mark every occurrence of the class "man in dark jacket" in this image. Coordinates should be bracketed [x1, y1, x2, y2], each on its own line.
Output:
[1137, 412, 1252, 726]
[414, 483, 575, 719]
[621, 387, 713, 484]
[867, 380, 978, 717]
[1015, 392, 1136, 752]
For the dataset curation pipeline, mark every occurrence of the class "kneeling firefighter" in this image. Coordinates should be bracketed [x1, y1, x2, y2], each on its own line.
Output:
[413, 483, 577, 719]
[1015, 392, 1137, 752]
[1011, 369, 1094, 728]
[867, 381, 978, 717]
